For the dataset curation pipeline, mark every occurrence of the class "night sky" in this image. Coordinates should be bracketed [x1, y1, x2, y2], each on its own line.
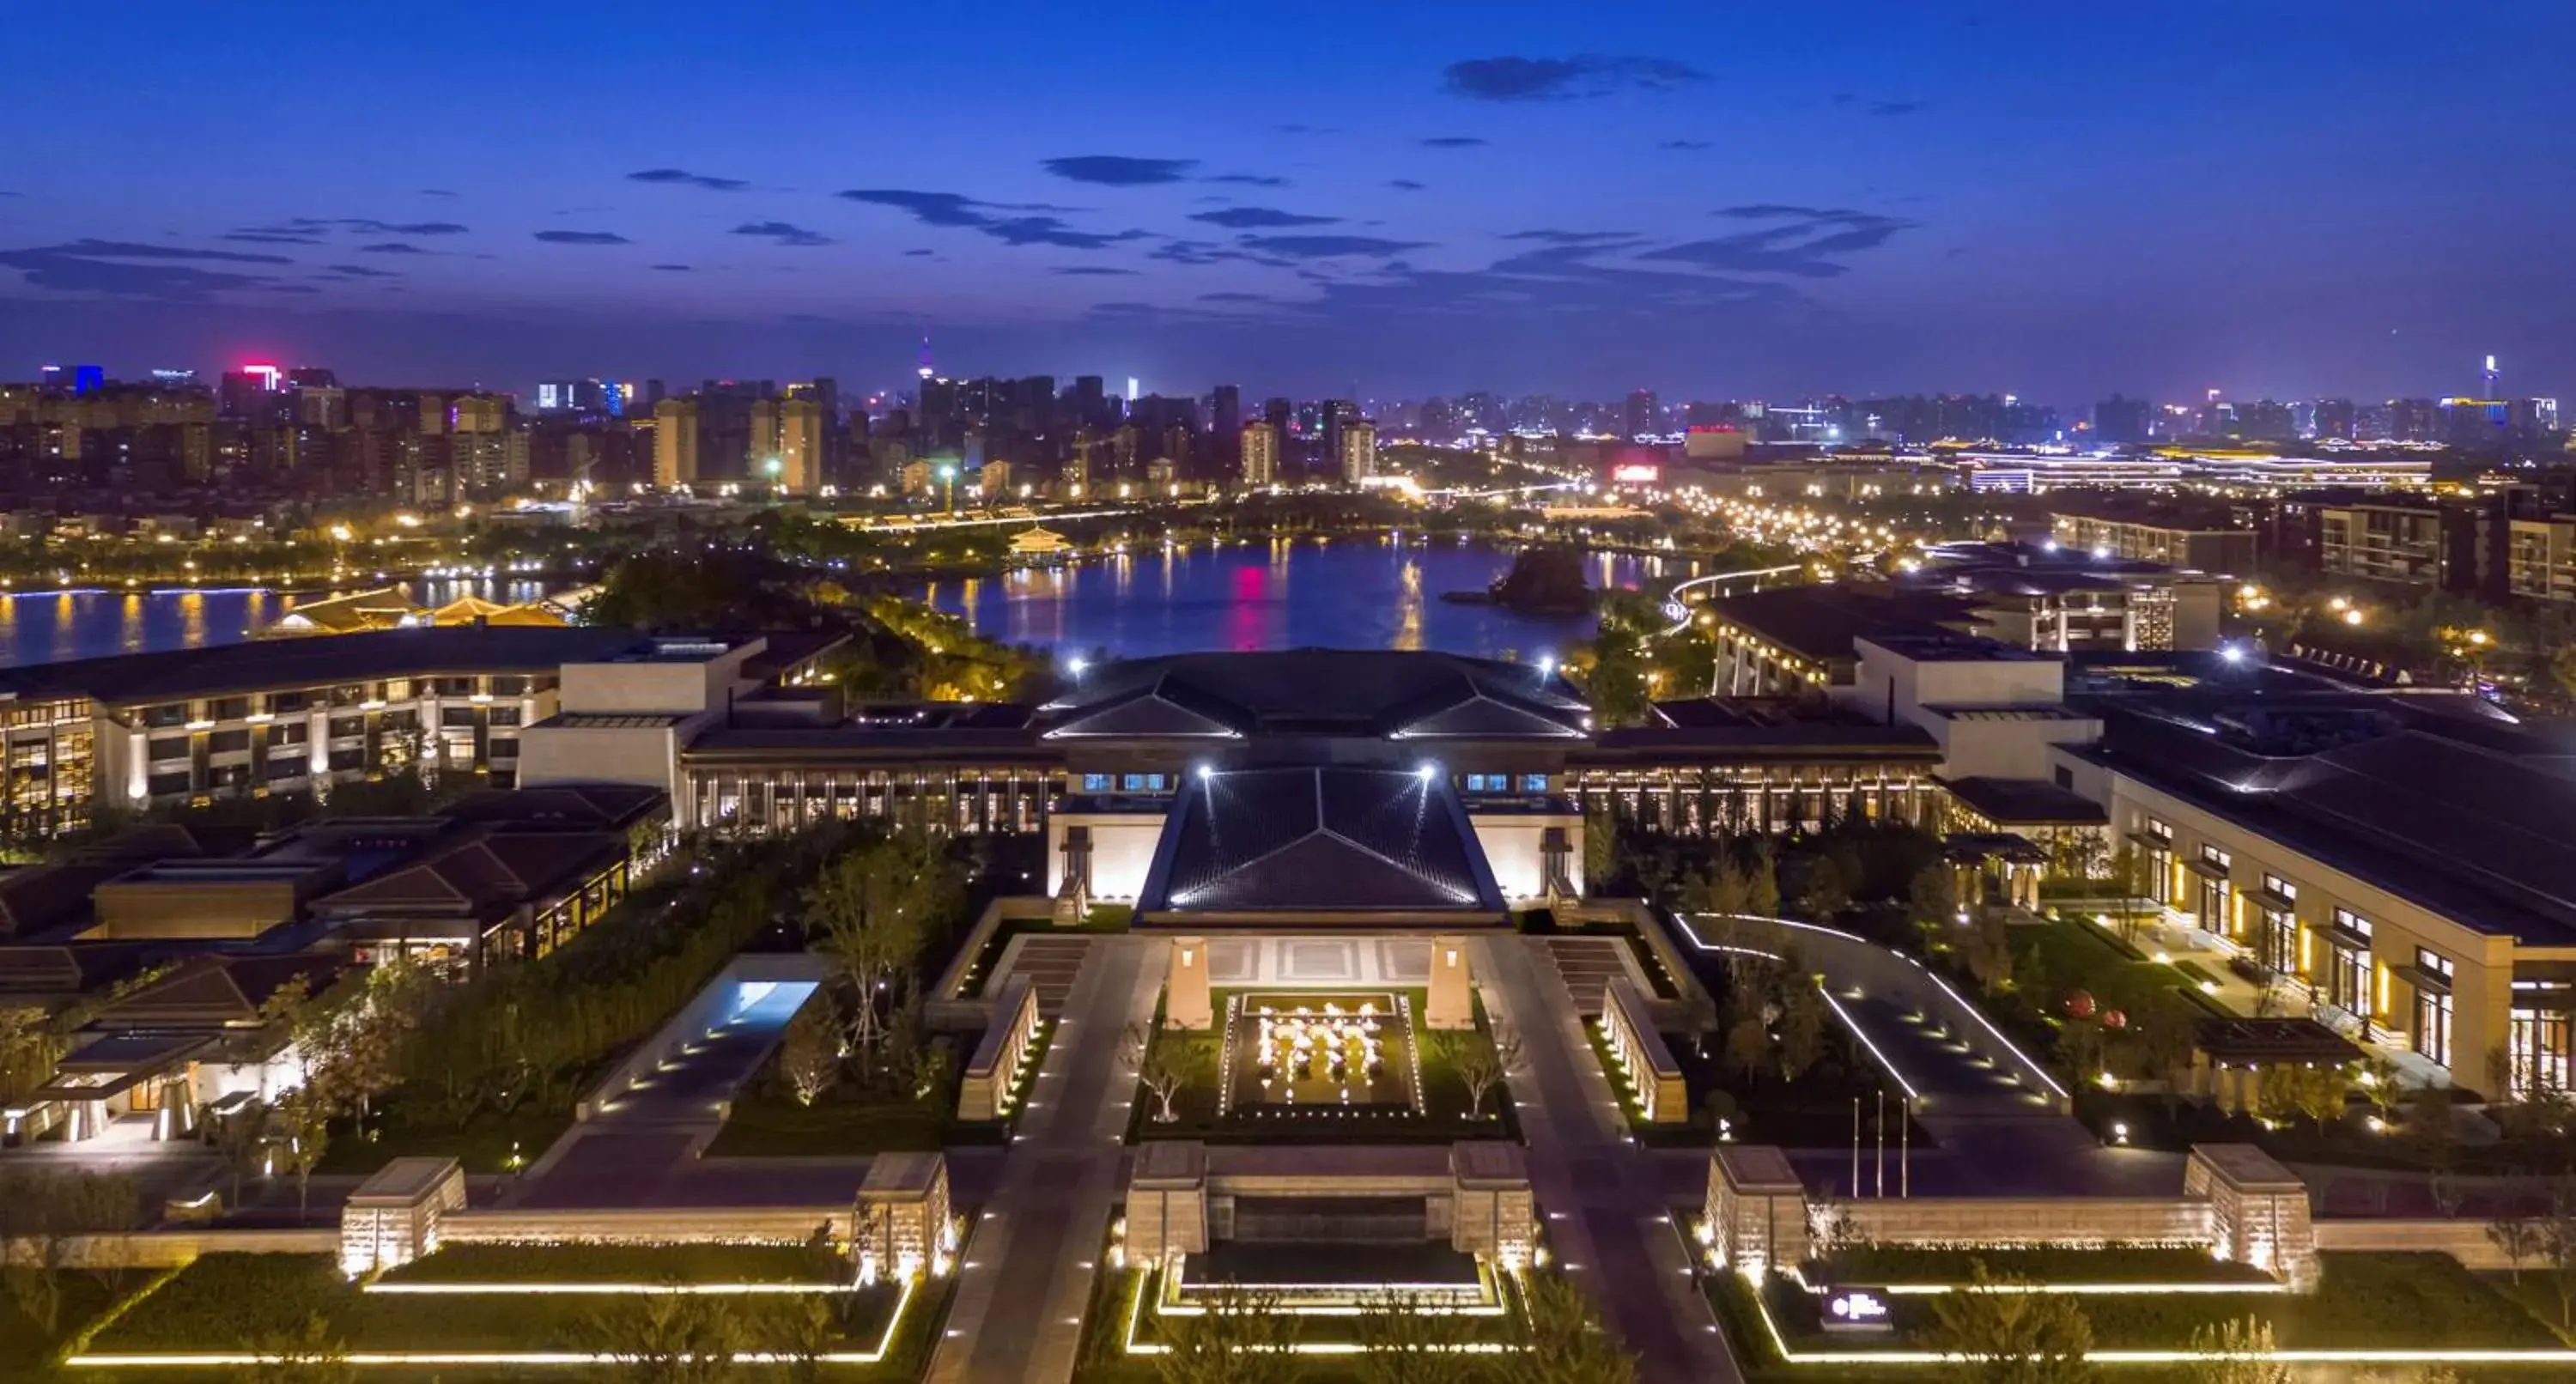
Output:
[5, 0, 2573, 406]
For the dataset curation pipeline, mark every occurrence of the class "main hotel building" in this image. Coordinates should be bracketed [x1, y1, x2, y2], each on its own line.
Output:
[3, 622, 2569, 1096]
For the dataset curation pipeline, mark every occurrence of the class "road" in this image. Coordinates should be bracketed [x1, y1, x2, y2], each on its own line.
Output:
[927, 933, 1163, 1384]
[1474, 935, 1741, 1384]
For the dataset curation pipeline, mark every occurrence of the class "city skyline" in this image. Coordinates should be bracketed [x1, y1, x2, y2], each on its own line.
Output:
[4, 2, 2574, 402]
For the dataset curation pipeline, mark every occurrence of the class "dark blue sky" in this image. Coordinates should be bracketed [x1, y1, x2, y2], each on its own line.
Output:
[5, 0, 2573, 407]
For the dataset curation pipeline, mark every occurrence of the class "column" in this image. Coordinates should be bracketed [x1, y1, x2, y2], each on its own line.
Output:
[1168, 937, 1212, 1029]
[1427, 935, 1473, 1030]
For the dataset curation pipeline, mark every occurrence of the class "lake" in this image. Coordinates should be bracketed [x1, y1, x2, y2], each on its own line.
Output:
[0, 579, 554, 668]
[913, 535, 1708, 661]
[0, 539, 1722, 670]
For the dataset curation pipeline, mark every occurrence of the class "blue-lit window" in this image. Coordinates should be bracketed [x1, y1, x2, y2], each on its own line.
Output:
[1081, 773, 1112, 792]
[1520, 774, 1549, 793]
[1121, 773, 1170, 792]
[1463, 774, 1504, 792]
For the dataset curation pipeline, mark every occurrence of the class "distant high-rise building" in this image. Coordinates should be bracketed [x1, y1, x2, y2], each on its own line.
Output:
[653, 398, 701, 489]
[298, 386, 348, 430]
[1241, 422, 1279, 486]
[2312, 399, 2357, 440]
[450, 394, 506, 434]
[1339, 420, 1378, 485]
[2092, 394, 2150, 445]
[2388, 398, 2438, 442]
[1263, 397, 1292, 440]
[71, 365, 104, 396]
[775, 396, 824, 492]
[1623, 389, 1660, 440]
[216, 367, 283, 421]
[1320, 399, 1353, 470]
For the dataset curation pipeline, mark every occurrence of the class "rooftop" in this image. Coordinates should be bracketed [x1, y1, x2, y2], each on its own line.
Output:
[0, 626, 650, 704]
[1701, 586, 1965, 664]
[1138, 766, 1502, 915]
[1040, 650, 1588, 741]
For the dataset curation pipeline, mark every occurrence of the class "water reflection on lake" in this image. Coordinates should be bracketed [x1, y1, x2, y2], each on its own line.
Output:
[914, 535, 1705, 660]
[0, 579, 551, 668]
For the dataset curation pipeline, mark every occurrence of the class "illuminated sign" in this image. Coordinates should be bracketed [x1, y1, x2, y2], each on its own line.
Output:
[1822, 1289, 1893, 1333]
[1610, 463, 1661, 484]
[242, 363, 282, 391]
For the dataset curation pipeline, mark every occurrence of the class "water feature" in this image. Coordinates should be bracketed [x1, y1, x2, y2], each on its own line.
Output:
[0, 578, 553, 668]
[914, 535, 1707, 660]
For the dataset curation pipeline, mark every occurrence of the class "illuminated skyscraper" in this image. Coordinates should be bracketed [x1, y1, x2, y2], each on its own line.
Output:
[653, 398, 701, 489]
[1241, 421, 1278, 486]
[1339, 420, 1377, 485]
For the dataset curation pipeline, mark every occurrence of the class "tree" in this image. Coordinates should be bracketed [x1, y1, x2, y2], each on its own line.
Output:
[206, 1096, 270, 1207]
[2105, 844, 2152, 946]
[1679, 980, 1720, 1059]
[1919, 1261, 2095, 1384]
[806, 831, 952, 1063]
[2488, 1205, 2542, 1284]
[2184, 1316, 2289, 1384]
[1439, 1024, 1519, 1121]
[1909, 864, 1959, 928]
[1154, 1284, 1298, 1384]
[2357, 1053, 2405, 1126]
[274, 1084, 332, 1223]
[1680, 860, 1751, 921]
[1745, 845, 1782, 920]
[2405, 1083, 2455, 1171]
[776, 996, 841, 1108]
[244, 1311, 355, 1384]
[1516, 1270, 1636, 1384]
[1800, 854, 1851, 921]
[1963, 909, 2014, 995]
[1128, 1023, 1206, 1125]
[0, 1168, 138, 1339]
[586, 1284, 748, 1384]
[1777, 980, 1828, 1084]
[2294, 1063, 2351, 1135]
[1726, 1014, 1771, 1085]
[2538, 1183, 2576, 1331]
[1353, 1290, 1478, 1384]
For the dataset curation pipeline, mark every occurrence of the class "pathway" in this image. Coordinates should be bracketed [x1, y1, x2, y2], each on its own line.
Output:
[1474, 935, 1740, 1384]
[928, 933, 1163, 1384]
[512, 976, 816, 1209]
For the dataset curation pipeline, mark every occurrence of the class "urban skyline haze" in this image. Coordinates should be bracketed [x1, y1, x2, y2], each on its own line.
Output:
[4, 0, 2572, 404]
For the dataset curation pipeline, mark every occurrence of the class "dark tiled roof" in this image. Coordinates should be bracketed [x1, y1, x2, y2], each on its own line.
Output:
[0, 626, 655, 703]
[2075, 698, 2576, 946]
[1139, 767, 1501, 914]
[1042, 651, 1587, 740]
[1942, 775, 2109, 826]
[312, 826, 623, 920]
[437, 785, 666, 833]
[1701, 586, 1964, 663]
[95, 953, 349, 1028]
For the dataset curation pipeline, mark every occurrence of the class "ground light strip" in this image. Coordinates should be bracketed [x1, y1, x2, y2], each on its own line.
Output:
[365, 1281, 848, 1295]
[1684, 912, 2069, 1101]
[1123, 1263, 1521, 1349]
[69, 1273, 915, 1369]
[1740, 1278, 2575, 1367]
[1812, 982, 1921, 1102]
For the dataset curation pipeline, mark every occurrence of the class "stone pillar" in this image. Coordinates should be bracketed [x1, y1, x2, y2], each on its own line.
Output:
[2184, 1144, 2317, 1288]
[1449, 1141, 1534, 1267]
[1704, 1145, 1809, 1280]
[1427, 935, 1473, 1030]
[854, 1151, 956, 1282]
[1168, 937, 1212, 1030]
[1126, 1140, 1208, 1263]
[339, 1156, 466, 1277]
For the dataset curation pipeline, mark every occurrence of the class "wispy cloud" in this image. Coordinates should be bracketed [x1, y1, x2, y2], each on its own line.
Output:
[1503, 229, 1639, 246]
[1189, 207, 1341, 229]
[1636, 205, 1917, 276]
[420, 188, 459, 198]
[732, 221, 833, 246]
[534, 230, 632, 246]
[323, 264, 401, 277]
[359, 242, 433, 255]
[651, 264, 693, 271]
[1237, 234, 1431, 258]
[1041, 155, 1197, 186]
[1868, 100, 1928, 117]
[1419, 137, 1486, 149]
[0, 240, 289, 299]
[1658, 139, 1713, 150]
[1442, 55, 1707, 102]
[1201, 173, 1291, 188]
[1051, 265, 1137, 276]
[837, 189, 1140, 250]
[1388, 179, 1427, 191]
[629, 167, 749, 191]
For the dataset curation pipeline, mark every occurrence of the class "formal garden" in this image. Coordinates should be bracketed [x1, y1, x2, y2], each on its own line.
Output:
[1128, 986, 1518, 1144]
[1075, 1240, 1642, 1384]
[1707, 1249, 2573, 1383]
[702, 827, 1030, 1157]
[72, 1242, 942, 1378]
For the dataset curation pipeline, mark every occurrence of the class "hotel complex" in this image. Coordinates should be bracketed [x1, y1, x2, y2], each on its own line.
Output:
[3, 609, 2566, 1099]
